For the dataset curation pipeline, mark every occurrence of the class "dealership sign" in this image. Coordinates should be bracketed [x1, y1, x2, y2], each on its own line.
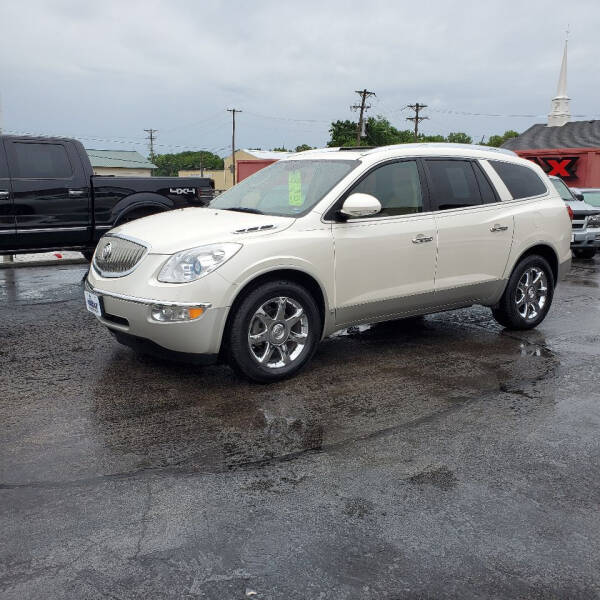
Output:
[526, 156, 580, 178]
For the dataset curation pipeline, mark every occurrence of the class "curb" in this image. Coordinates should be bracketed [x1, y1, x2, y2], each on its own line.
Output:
[0, 258, 88, 269]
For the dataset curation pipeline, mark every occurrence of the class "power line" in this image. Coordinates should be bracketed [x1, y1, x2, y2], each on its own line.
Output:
[406, 103, 429, 141]
[351, 89, 376, 144]
[227, 108, 242, 185]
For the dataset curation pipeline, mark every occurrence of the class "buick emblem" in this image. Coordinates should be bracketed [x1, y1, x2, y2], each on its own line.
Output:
[102, 242, 112, 261]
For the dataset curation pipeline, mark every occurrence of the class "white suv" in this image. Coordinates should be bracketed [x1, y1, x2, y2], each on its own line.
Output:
[85, 144, 572, 382]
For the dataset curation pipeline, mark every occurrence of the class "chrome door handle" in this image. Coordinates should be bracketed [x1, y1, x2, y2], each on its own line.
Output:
[0, 190, 9, 198]
[68, 189, 86, 197]
[490, 224, 508, 232]
[412, 234, 434, 244]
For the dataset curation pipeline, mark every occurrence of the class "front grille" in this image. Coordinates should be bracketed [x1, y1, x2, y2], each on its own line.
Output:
[93, 235, 147, 277]
[572, 222, 584, 229]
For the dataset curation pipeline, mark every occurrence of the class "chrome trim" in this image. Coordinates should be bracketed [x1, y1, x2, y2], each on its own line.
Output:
[92, 233, 150, 278]
[0, 229, 15, 234]
[0, 190, 9, 198]
[85, 280, 212, 309]
[233, 224, 275, 234]
[95, 225, 113, 230]
[16, 226, 88, 233]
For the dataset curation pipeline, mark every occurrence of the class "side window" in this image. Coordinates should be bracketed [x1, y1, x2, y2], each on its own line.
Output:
[351, 160, 423, 217]
[10, 142, 73, 179]
[425, 159, 482, 210]
[473, 162, 498, 204]
[489, 160, 547, 199]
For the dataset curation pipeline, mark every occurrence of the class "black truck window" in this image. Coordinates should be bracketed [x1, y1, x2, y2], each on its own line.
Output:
[11, 142, 73, 179]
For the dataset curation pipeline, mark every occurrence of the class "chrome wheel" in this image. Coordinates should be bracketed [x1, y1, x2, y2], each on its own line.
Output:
[515, 267, 548, 321]
[247, 296, 309, 369]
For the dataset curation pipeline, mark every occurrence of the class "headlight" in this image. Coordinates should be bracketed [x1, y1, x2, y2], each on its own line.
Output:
[587, 214, 600, 228]
[157, 243, 241, 283]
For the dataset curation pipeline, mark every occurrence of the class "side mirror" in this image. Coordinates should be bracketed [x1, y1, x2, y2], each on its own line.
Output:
[338, 193, 381, 219]
[574, 192, 584, 201]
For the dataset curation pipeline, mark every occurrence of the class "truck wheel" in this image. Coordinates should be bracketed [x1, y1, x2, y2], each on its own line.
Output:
[491, 255, 555, 330]
[573, 248, 597, 259]
[225, 280, 321, 383]
[82, 249, 95, 262]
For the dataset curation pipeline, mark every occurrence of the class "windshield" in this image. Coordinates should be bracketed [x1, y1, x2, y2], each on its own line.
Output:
[210, 159, 358, 217]
[550, 178, 574, 201]
[581, 190, 600, 207]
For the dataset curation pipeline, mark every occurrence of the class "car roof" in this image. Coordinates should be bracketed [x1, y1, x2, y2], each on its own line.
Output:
[291, 143, 522, 165]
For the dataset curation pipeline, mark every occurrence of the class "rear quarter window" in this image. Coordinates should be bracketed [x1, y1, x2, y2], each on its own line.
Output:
[489, 160, 547, 200]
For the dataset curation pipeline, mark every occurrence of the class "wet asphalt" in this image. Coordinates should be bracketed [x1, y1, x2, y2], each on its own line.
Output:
[1, 259, 599, 599]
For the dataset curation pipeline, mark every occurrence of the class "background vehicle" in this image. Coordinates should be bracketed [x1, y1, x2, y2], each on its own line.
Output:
[0, 135, 214, 259]
[550, 176, 600, 258]
[86, 144, 572, 382]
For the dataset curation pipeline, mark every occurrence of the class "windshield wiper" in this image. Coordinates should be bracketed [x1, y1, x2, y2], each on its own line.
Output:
[222, 207, 264, 215]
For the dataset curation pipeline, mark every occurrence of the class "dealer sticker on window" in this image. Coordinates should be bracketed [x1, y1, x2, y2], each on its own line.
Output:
[84, 291, 102, 317]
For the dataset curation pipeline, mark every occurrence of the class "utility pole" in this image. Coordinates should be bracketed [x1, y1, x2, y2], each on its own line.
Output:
[406, 103, 429, 141]
[144, 128, 158, 163]
[351, 89, 376, 145]
[227, 108, 242, 185]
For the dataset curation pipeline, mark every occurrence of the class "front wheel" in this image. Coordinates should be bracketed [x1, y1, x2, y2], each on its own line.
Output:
[491, 255, 555, 330]
[573, 248, 597, 259]
[225, 280, 321, 383]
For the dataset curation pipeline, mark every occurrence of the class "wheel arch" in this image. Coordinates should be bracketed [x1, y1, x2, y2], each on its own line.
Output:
[112, 193, 172, 225]
[219, 267, 330, 358]
[511, 243, 559, 283]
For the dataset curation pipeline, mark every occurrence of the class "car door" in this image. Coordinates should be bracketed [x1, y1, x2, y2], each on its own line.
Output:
[423, 158, 515, 304]
[332, 159, 437, 326]
[5, 139, 91, 250]
[0, 139, 15, 251]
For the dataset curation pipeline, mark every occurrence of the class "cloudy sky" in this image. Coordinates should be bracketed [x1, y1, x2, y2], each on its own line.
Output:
[1, 0, 598, 157]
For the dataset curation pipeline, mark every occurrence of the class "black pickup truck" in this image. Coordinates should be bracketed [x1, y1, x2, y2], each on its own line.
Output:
[0, 135, 214, 259]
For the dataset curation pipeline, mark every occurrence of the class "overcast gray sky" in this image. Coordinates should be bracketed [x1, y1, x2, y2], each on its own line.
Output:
[1, 0, 598, 156]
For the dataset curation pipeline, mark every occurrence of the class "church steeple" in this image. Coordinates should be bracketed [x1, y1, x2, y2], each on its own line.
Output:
[548, 34, 571, 127]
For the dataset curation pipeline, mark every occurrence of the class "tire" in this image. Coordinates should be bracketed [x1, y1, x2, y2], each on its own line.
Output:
[82, 249, 95, 262]
[225, 280, 322, 383]
[491, 255, 555, 330]
[573, 248, 597, 259]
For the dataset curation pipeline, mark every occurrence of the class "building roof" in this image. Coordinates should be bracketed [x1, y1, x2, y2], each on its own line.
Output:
[85, 149, 156, 169]
[502, 120, 600, 151]
[240, 149, 297, 160]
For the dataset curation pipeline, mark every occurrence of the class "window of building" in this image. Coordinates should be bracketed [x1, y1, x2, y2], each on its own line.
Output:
[425, 160, 482, 210]
[11, 143, 73, 179]
[489, 160, 547, 199]
[350, 160, 423, 217]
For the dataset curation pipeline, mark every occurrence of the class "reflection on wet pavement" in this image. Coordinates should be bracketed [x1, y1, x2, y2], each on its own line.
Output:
[0, 263, 564, 486]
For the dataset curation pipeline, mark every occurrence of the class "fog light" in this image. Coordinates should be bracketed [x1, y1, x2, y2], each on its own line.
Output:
[151, 304, 205, 322]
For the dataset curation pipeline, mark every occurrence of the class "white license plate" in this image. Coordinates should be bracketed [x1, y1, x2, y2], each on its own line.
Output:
[84, 291, 102, 317]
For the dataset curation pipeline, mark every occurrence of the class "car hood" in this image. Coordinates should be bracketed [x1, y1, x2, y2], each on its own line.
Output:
[564, 199, 600, 215]
[108, 207, 294, 254]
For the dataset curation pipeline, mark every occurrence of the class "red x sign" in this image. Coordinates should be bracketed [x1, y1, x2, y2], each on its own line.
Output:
[540, 156, 579, 178]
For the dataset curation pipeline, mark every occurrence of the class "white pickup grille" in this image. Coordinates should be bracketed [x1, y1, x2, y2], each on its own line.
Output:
[93, 235, 148, 277]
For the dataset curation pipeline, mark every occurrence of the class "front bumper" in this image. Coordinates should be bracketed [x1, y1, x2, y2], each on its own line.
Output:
[85, 280, 229, 357]
[571, 228, 600, 249]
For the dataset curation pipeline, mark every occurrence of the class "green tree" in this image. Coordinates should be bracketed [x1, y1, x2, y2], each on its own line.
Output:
[153, 151, 224, 177]
[446, 132, 473, 144]
[485, 130, 520, 147]
[328, 116, 414, 147]
[295, 144, 314, 152]
[271, 146, 291, 152]
[419, 134, 446, 142]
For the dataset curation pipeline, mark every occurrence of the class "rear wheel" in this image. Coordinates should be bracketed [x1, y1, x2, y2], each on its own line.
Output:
[225, 280, 321, 383]
[491, 255, 555, 330]
[573, 248, 597, 259]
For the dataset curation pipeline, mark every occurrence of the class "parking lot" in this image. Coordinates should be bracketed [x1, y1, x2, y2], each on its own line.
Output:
[1, 258, 599, 599]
